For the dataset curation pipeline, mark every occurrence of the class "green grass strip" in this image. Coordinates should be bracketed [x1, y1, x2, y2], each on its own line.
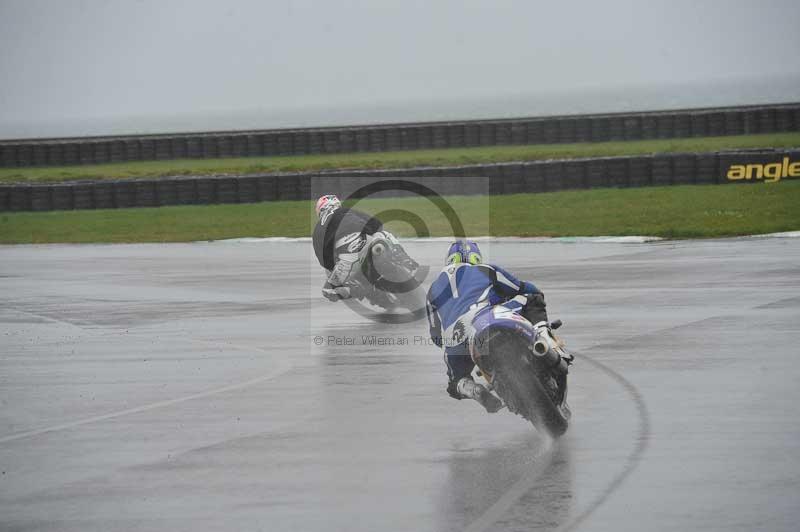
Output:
[2, 181, 798, 244]
[1, 132, 799, 184]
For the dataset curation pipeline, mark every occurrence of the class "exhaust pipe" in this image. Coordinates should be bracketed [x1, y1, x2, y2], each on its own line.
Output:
[533, 340, 550, 356]
[532, 336, 568, 373]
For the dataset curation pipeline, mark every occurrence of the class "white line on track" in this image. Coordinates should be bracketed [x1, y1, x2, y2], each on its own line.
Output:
[212, 232, 800, 245]
[0, 340, 295, 445]
[213, 236, 664, 244]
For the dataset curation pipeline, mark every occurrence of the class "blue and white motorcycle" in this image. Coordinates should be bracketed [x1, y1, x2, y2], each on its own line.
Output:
[469, 295, 574, 436]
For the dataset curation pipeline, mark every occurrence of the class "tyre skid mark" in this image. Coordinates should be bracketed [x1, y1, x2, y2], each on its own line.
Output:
[464, 351, 651, 532]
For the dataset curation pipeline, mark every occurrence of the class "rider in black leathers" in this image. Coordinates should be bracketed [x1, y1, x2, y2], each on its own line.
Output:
[312, 194, 398, 302]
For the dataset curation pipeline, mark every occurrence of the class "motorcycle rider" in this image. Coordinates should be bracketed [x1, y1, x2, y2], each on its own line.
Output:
[312, 194, 413, 302]
[426, 240, 548, 413]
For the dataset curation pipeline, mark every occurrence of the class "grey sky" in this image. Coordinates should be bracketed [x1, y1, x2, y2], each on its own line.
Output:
[1, 0, 799, 138]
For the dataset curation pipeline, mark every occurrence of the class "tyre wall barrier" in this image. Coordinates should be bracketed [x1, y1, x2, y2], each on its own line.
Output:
[2, 149, 798, 212]
[0, 103, 798, 168]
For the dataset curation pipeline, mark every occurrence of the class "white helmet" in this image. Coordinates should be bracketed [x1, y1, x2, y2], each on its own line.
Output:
[315, 194, 341, 219]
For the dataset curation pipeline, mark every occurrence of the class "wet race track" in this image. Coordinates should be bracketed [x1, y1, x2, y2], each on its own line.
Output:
[1, 237, 799, 531]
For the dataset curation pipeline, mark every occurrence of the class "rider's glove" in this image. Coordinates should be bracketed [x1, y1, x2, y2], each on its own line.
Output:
[522, 292, 548, 325]
[525, 292, 546, 309]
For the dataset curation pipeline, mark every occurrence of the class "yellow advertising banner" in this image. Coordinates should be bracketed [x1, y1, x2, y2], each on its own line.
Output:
[727, 157, 800, 183]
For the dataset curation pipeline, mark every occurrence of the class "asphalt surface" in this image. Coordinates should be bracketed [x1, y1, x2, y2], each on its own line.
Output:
[1, 237, 799, 532]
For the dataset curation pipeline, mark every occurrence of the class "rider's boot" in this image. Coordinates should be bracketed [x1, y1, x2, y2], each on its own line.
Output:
[322, 283, 354, 302]
[456, 378, 503, 413]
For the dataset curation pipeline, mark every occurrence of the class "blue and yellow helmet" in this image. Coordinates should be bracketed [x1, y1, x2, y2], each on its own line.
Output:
[445, 240, 482, 265]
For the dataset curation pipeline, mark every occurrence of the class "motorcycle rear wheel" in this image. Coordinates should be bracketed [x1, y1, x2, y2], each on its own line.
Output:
[482, 332, 570, 436]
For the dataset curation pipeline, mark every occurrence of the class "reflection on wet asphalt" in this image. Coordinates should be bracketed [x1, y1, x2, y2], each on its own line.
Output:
[1, 238, 799, 531]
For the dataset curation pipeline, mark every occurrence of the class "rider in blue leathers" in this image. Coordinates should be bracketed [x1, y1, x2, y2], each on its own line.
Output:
[426, 240, 548, 412]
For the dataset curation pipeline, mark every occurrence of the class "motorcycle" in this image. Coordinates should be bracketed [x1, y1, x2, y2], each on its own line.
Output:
[344, 235, 428, 321]
[468, 295, 574, 436]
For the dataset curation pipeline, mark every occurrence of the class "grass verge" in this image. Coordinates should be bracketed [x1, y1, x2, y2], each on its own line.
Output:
[1, 181, 798, 244]
[1, 132, 799, 184]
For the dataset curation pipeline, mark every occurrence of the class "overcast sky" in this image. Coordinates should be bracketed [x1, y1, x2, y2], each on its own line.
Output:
[1, 0, 799, 138]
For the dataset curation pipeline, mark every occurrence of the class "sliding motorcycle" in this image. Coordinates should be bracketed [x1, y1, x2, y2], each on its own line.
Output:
[343, 234, 428, 322]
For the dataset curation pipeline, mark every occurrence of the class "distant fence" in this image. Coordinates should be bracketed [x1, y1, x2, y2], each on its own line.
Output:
[2, 149, 797, 212]
[1, 103, 798, 168]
